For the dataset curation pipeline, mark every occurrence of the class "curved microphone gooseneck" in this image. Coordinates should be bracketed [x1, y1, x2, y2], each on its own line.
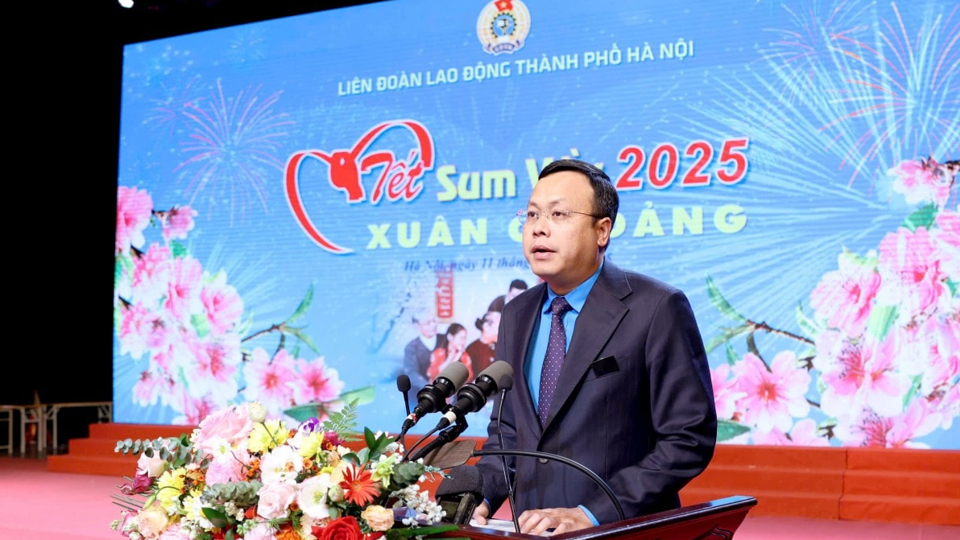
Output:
[494, 374, 521, 534]
[472, 448, 626, 523]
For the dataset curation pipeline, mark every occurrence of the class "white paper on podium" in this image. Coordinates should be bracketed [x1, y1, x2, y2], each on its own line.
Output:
[469, 518, 518, 533]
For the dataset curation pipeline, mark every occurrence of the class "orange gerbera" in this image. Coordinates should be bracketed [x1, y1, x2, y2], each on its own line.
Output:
[339, 465, 380, 506]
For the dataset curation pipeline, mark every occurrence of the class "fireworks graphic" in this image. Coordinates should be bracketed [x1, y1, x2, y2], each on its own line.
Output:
[175, 79, 294, 224]
[144, 74, 202, 139]
[761, 1, 960, 187]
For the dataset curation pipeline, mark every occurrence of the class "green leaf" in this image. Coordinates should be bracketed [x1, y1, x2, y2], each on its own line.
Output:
[286, 284, 315, 324]
[947, 279, 959, 297]
[364, 427, 377, 451]
[724, 341, 739, 365]
[717, 420, 750, 442]
[865, 305, 898, 341]
[340, 386, 376, 405]
[328, 506, 340, 519]
[705, 323, 751, 354]
[389, 525, 459, 538]
[904, 375, 922, 410]
[191, 313, 211, 338]
[226, 529, 235, 540]
[795, 302, 822, 339]
[170, 240, 189, 258]
[202, 507, 230, 528]
[285, 326, 321, 355]
[902, 203, 938, 232]
[706, 276, 747, 323]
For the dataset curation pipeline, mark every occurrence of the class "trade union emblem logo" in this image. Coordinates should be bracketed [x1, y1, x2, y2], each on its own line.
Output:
[477, 0, 531, 55]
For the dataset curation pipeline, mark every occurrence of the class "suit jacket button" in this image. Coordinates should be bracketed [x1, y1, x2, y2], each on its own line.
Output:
[538, 457, 548, 464]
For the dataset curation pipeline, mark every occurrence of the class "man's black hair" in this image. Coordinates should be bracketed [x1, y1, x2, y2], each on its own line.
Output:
[538, 158, 619, 223]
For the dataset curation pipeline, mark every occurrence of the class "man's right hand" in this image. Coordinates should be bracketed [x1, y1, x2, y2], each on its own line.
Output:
[471, 501, 491, 525]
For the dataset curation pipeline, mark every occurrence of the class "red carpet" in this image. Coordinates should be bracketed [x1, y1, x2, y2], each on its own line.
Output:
[2, 455, 958, 540]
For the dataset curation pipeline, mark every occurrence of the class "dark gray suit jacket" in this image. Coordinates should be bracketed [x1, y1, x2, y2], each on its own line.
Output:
[476, 261, 717, 524]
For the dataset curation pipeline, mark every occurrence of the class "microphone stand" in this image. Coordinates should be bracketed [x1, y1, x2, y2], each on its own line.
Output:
[472, 448, 626, 523]
[408, 412, 469, 463]
[495, 386, 521, 534]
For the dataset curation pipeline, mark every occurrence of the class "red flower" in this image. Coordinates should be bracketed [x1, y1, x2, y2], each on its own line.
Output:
[320, 516, 363, 540]
[339, 465, 380, 506]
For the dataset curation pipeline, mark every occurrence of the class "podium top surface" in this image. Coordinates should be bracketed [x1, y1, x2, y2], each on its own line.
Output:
[449, 495, 757, 540]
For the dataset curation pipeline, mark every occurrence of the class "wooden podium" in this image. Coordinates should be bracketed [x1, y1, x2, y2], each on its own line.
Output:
[444, 496, 756, 540]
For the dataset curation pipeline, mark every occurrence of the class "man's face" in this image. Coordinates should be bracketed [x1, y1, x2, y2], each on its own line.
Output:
[505, 286, 524, 303]
[522, 170, 611, 295]
[417, 315, 437, 339]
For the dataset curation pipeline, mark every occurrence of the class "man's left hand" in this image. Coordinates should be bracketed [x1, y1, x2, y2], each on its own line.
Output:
[517, 507, 593, 535]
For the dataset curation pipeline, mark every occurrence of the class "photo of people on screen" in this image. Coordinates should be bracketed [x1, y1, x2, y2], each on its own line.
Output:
[426, 322, 472, 381]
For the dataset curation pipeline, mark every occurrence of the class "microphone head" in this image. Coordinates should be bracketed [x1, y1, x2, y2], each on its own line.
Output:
[435, 465, 484, 498]
[437, 362, 470, 390]
[396, 374, 411, 393]
[477, 360, 514, 390]
[498, 373, 514, 391]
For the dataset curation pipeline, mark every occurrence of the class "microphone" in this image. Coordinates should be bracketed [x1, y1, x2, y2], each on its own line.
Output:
[494, 374, 520, 534]
[435, 465, 484, 525]
[398, 363, 469, 439]
[397, 375, 411, 416]
[436, 361, 513, 430]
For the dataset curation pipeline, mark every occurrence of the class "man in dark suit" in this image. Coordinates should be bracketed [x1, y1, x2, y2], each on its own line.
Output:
[473, 159, 717, 534]
[402, 309, 446, 391]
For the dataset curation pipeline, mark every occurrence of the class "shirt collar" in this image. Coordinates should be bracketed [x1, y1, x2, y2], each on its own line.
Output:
[543, 259, 604, 314]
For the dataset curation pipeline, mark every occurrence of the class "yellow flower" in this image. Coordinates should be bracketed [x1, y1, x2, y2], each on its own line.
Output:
[155, 468, 186, 513]
[248, 420, 288, 453]
[297, 432, 324, 458]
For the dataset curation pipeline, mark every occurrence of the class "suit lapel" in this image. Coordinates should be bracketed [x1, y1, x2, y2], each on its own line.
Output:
[508, 284, 546, 439]
[542, 262, 632, 433]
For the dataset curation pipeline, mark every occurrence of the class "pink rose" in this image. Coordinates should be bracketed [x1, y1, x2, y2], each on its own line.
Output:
[257, 482, 297, 520]
[137, 452, 166, 477]
[194, 405, 255, 451]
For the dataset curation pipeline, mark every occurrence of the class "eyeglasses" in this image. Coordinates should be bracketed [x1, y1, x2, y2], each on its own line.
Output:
[517, 208, 603, 226]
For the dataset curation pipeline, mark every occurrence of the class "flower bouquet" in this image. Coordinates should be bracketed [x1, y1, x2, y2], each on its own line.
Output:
[111, 401, 456, 540]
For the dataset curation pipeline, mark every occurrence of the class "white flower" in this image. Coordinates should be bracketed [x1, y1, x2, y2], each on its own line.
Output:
[297, 473, 333, 519]
[248, 401, 267, 423]
[260, 445, 303, 485]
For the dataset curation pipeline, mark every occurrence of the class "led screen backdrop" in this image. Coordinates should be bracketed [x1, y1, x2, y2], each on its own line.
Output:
[114, 0, 959, 448]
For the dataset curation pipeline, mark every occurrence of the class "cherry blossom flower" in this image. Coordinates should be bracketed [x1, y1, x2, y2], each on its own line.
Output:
[160, 205, 197, 241]
[810, 251, 881, 336]
[116, 186, 153, 253]
[187, 334, 241, 405]
[751, 419, 828, 446]
[120, 303, 167, 360]
[888, 157, 951, 206]
[132, 370, 165, 407]
[164, 256, 204, 322]
[732, 351, 811, 433]
[816, 332, 908, 418]
[243, 348, 298, 414]
[131, 245, 172, 307]
[877, 227, 950, 321]
[200, 271, 244, 336]
[291, 357, 345, 405]
[710, 363, 745, 420]
[837, 401, 941, 448]
[935, 209, 960, 280]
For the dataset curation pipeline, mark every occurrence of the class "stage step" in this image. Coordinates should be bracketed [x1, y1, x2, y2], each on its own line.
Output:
[838, 448, 960, 525]
[48, 423, 196, 477]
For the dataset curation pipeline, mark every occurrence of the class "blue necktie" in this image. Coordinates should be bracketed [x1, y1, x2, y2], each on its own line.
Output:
[538, 296, 572, 426]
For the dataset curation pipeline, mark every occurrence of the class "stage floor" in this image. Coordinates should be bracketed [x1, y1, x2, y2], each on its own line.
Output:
[0, 455, 955, 540]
